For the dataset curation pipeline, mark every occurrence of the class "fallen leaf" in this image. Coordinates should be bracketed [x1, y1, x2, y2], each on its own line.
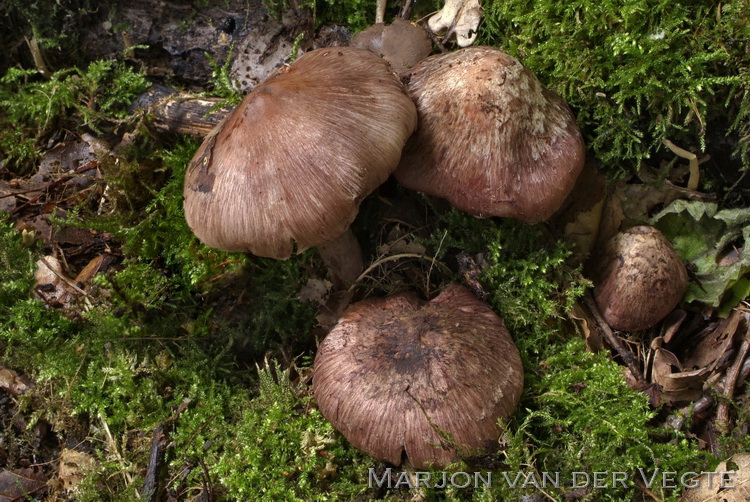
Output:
[0, 366, 33, 395]
[298, 278, 332, 306]
[0, 467, 47, 501]
[33, 256, 74, 308]
[569, 302, 604, 352]
[679, 453, 750, 501]
[651, 337, 709, 404]
[649, 311, 740, 405]
[58, 449, 97, 492]
[555, 162, 606, 263]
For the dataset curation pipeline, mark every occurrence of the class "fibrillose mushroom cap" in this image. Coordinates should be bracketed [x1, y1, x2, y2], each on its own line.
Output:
[591, 225, 688, 331]
[313, 283, 524, 468]
[395, 46, 585, 223]
[183, 47, 418, 259]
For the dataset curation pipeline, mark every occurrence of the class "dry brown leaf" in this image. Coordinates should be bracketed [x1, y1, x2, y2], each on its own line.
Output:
[595, 189, 626, 252]
[679, 453, 750, 501]
[648, 310, 741, 404]
[0, 467, 47, 501]
[298, 278, 332, 306]
[680, 311, 740, 371]
[376, 238, 427, 256]
[0, 366, 32, 396]
[555, 162, 606, 263]
[75, 254, 106, 283]
[569, 302, 604, 351]
[33, 256, 74, 308]
[650, 337, 709, 404]
[58, 448, 97, 492]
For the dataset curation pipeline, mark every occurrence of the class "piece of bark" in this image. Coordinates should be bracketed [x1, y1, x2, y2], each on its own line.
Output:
[140, 423, 169, 502]
[132, 84, 232, 138]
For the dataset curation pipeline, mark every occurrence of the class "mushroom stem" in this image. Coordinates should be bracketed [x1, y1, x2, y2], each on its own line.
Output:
[663, 138, 700, 191]
[317, 229, 365, 290]
[375, 0, 386, 24]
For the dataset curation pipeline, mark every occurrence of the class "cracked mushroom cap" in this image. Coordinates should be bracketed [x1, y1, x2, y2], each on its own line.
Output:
[313, 284, 523, 468]
[183, 47, 417, 258]
[395, 46, 585, 223]
[591, 226, 688, 331]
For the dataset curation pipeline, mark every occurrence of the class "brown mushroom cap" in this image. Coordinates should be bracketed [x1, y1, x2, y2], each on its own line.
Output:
[183, 47, 418, 258]
[394, 46, 585, 223]
[591, 225, 688, 331]
[313, 284, 524, 468]
[351, 19, 433, 74]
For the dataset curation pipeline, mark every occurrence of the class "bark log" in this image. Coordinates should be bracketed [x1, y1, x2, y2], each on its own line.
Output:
[132, 84, 233, 138]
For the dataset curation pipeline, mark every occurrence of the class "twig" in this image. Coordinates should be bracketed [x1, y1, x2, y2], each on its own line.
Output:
[399, 0, 418, 19]
[10, 160, 99, 215]
[584, 293, 648, 385]
[716, 314, 750, 433]
[99, 414, 134, 488]
[39, 256, 89, 296]
[635, 477, 664, 502]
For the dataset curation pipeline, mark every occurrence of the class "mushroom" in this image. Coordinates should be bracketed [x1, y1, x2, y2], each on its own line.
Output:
[394, 46, 585, 223]
[313, 283, 524, 468]
[589, 225, 688, 331]
[350, 18, 433, 74]
[183, 47, 418, 286]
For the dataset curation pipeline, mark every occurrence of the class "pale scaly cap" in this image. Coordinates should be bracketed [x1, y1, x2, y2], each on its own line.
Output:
[395, 46, 585, 223]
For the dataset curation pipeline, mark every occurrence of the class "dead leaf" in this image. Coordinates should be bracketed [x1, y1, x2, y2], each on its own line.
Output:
[0, 366, 32, 395]
[376, 238, 427, 256]
[569, 302, 604, 352]
[33, 256, 74, 308]
[648, 311, 740, 404]
[554, 162, 606, 263]
[298, 278, 332, 306]
[0, 467, 47, 501]
[58, 449, 97, 492]
[679, 453, 750, 501]
[651, 336, 709, 404]
[679, 311, 740, 371]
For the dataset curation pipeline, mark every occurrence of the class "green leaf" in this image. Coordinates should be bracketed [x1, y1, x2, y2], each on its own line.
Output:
[650, 199, 750, 311]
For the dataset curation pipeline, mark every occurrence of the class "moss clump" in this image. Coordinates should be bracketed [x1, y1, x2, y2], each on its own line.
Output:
[479, 0, 749, 184]
[0, 59, 149, 172]
[211, 361, 369, 500]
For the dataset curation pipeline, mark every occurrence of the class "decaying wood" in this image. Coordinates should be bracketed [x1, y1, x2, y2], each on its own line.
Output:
[132, 85, 232, 138]
[140, 423, 169, 502]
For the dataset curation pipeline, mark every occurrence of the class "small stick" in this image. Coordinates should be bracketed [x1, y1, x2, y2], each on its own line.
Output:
[663, 138, 700, 191]
[400, 0, 418, 19]
[584, 293, 648, 385]
[716, 316, 750, 433]
[10, 160, 99, 215]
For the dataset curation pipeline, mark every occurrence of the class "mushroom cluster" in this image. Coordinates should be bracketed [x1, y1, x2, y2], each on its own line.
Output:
[182, 24, 589, 469]
[313, 284, 523, 468]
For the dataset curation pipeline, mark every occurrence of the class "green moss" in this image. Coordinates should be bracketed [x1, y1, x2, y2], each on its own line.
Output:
[211, 361, 369, 500]
[479, 0, 749, 180]
[0, 59, 149, 171]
